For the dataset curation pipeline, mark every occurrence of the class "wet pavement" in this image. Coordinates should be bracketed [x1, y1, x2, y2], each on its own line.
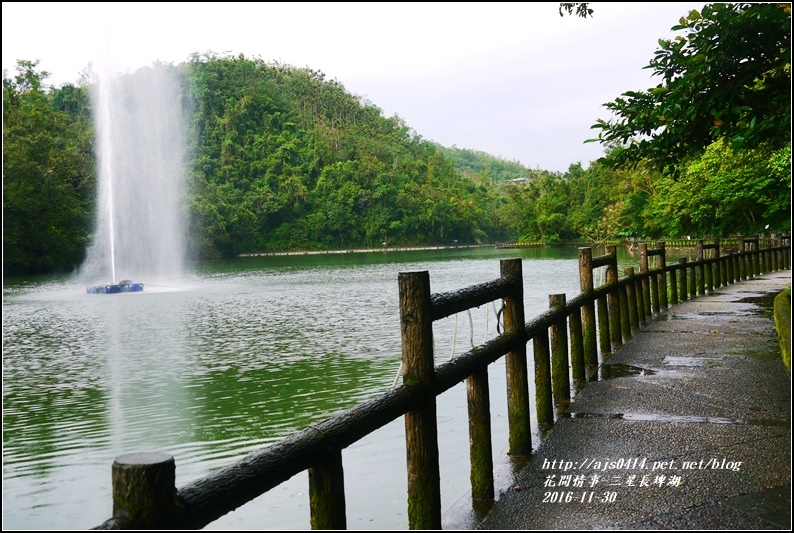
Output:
[444, 271, 791, 530]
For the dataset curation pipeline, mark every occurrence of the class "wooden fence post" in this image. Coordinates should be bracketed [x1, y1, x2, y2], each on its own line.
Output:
[707, 242, 715, 290]
[734, 247, 742, 282]
[534, 328, 553, 430]
[111, 452, 177, 529]
[705, 245, 715, 292]
[578, 248, 598, 376]
[758, 239, 769, 274]
[639, 243, 652, 317]
[738, 236, 747, 280]
[748, 235, 756, 276]
[309, 450, 347, 530]
[657, 242, 668, 309]
[398, 271, 441, 530]
[634, 267, 647, 325]
[720, 247, 733, 287]
[624, 267, 639, 331]
[649, 267, 660, 313]
[597, 292, 611, 354]
[778, 234, 785, 270]
[619, 274, 632, 341]
[760, 238, 769, 274]
[549, 294, 570, 407]
[696, 240, 706, 294]
[467, 368, 494, 501]
[606, 246, 622, 350]
[726, 250, 735, 284]
[669, 260, 678, 306]
[678, 258, 688, 302]
[714, 239, 722, 288]
[569, 304, 585, 384]
[501, 259, 532, 457]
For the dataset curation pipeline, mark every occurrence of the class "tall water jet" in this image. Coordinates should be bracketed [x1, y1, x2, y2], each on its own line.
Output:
[80, 62, 188, 287]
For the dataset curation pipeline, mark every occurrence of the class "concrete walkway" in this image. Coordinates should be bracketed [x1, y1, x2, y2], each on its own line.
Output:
[455, 271, 791, 530]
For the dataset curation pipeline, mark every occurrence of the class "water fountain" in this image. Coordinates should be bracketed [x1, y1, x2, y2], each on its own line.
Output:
[80, 61, 188, 292]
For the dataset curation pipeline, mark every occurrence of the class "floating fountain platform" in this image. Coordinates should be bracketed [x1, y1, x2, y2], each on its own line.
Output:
[86, 280, 144, 294]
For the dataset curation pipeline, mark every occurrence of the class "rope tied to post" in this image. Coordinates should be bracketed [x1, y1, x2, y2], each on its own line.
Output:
[496, 300, 505, 334]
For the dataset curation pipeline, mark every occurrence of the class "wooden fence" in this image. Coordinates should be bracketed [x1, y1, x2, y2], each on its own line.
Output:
[93, 233, 791, 530]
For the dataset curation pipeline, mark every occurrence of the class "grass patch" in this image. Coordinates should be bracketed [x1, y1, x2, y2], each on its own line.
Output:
[774, 285, 791, 375]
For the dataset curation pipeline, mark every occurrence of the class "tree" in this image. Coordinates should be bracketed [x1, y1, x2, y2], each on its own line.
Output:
[559, 3, 592, 19]
[180, 54, 520, 256]
[3, 60, 95, 274]
[646, 141, 791, 236]
[588, 3, 791, 176]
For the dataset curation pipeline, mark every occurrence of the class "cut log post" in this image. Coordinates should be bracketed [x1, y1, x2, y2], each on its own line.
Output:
[111, 452, 177, 529]
[399, 271, 441, 530]
[578, 248, 598, 376]
[309, 449, 347, 530]
[501, 258, 532, 457]
[549, 294, 570, 407]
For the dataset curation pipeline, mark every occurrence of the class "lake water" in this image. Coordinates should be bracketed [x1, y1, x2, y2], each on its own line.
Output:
[3, 245, 646, 530]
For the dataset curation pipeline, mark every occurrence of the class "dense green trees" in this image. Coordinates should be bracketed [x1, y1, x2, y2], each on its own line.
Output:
[589, 3, 791, 177]
[642, 142, 791, 236]
[435, 145, 530, 183]
[502, 138, 790, 245]
[181, 54, 516, 257]
[3, 61, 95, 275]
[555, 2, 791, 240]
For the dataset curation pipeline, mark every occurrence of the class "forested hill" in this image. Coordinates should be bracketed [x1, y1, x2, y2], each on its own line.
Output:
[435, 145, 533, 183]
[184, 54, 517, 258]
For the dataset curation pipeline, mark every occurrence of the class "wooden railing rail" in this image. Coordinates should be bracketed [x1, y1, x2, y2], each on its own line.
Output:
[93, 234, 791, 530]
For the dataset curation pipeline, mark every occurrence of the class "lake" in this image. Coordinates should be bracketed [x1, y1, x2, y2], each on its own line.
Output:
[3, 245, 647, 530]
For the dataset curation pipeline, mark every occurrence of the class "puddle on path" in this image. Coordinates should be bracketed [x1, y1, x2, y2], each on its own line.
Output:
[593, 363, 657, 381]
[726, 485, 792, 529]
[663, 356, 723, 367]
[560, 411, 790, 427]
[735, 291, 779, 318]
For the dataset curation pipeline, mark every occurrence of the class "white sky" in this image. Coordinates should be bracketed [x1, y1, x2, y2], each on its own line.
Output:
[3, 2, 706, 173]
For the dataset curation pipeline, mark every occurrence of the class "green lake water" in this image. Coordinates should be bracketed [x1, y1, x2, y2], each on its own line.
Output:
[3, 245, 654, 529]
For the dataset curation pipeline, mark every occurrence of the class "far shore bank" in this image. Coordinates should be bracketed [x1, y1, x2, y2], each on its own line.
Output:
[238, 235, 784, 258]
[238, 243, 493, 257]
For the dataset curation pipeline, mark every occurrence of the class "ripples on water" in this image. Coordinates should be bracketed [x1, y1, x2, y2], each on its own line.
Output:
[3, 247, 610, 529]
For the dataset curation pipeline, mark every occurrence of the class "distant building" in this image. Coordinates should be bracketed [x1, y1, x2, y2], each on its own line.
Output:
[508, 177, 529, 184]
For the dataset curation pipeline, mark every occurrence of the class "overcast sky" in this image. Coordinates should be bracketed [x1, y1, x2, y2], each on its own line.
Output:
[3, 2, 706, 173]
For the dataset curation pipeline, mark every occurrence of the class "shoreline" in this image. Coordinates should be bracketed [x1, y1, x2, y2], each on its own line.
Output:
[238, 236, 778, 258]
[238, 243, 494, 257]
